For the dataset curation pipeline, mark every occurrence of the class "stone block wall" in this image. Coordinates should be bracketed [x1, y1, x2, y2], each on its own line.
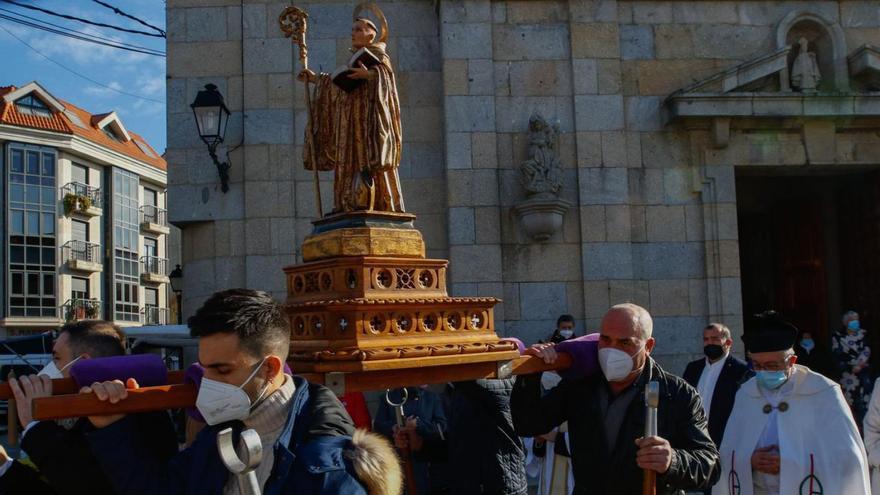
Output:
[166, 0, 446, 312]
[167, 0, 880, 373]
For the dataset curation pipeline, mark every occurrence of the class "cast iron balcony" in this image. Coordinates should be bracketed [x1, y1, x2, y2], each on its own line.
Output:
[140, 256, 170, 284]
[62, 240, 102, 272]
[61, 182, 102, 217]
[62, 298, 101, 322]
[139, 205, 170, 235]
[141, 306, 170, 325]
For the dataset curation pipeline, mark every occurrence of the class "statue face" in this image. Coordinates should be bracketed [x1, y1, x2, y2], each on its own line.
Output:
[351, 20, 376, 49]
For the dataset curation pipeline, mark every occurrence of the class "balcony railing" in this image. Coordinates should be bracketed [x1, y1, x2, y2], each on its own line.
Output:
[140, 205, 168, 227]
[142, 306, 169, 325]
[61, 182, 102, 216]
[140, 256, 168, 276]
[62, 298, 101, 322]
[62, 240, 100, 264]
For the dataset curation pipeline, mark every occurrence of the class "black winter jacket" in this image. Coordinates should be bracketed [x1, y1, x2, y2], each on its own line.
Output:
[0, 412, 177, 495]
[511, 359, 720, 495]
[412, 380, 527, 495]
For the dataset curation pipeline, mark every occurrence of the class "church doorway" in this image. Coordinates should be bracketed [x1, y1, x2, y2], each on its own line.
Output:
[736, 167, 880, 369]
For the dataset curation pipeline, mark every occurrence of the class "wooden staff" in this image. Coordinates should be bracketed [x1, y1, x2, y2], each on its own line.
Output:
[30, 354, 573, 421]
[280, 6, 322, 218]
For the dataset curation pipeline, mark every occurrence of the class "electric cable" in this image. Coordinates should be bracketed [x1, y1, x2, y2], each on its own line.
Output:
[0, 0, 164, 38]
[0, 13, 164, 56]
[0, 6, 164, 53]
[0, 22, 165, 104]
[90, 0, 164, 37]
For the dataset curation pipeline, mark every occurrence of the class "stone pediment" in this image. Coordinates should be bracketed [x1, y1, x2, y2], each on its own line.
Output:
[666, 44, 880, 121]
[849, 45, 880, 91]
[675, 47, 792, 95]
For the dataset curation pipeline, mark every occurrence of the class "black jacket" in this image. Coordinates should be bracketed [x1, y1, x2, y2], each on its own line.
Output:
[0, 412, 177, 495]
[682, 355, 752, 446]
[511, 359, 720, 495]
[412, 380, 527, 495]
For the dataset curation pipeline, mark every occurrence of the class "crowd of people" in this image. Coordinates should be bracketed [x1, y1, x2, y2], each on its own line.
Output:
[1, 291, 879, 494]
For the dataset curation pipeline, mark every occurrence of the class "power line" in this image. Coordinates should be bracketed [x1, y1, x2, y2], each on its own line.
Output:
[0, 0, 165, 38]
[90, 0, 165, 37]
[0, 23, 165, 104]
[0, 7, 163, 53]
[0, 13, 164, 57]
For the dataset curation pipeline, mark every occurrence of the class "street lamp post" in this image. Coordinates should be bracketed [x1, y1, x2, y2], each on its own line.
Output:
[169, 264, 183, 325]
[190, 84, 231, 192]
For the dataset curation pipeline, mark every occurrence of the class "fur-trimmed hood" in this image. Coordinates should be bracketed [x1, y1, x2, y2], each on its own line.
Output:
[346, 429, 402, 495]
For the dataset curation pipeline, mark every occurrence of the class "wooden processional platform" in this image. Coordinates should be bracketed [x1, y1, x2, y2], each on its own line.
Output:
[283, 211, 540, 394]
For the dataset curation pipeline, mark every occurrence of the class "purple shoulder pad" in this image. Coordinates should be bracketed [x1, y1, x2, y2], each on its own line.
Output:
[69, 354, 168, 388]
[555, 333, 599, 380]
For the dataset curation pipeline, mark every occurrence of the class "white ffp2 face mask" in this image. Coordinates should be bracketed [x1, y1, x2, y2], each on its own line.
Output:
[598, 346, 642, 382]
[38, 355, 83, 379]
[195, 357, 269, 426]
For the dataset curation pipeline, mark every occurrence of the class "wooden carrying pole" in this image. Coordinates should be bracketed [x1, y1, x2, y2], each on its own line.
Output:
[30, 354, 572, 421]
[0, 370, 186, 400]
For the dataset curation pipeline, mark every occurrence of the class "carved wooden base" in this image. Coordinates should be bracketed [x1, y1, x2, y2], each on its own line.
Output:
[286, 212, 511, 374]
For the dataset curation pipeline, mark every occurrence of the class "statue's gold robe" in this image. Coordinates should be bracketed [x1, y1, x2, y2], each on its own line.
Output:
[305, 42, 404, 213]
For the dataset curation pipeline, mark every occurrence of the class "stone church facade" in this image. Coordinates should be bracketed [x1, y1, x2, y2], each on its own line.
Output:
[166, 0, 880, 371]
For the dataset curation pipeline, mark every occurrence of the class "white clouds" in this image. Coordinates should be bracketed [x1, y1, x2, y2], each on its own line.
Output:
[138, 75, 165, 97]
[83, 80, 124, 98]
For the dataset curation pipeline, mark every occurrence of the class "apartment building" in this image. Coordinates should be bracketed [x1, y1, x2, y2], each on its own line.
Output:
[0, 81, 169, 337]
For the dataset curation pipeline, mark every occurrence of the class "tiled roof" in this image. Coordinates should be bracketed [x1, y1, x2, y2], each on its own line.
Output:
[0, 85, 165, 171]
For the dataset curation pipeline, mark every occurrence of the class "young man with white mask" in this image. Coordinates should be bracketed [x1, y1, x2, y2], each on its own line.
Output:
[714, 311, 870, 495]
[0, 320, 177, 495]
[511, 303, 720, 494]
[84, 289, 402, 495]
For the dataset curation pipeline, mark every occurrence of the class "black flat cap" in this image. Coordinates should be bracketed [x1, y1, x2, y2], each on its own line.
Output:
[742, 310, 798, 353]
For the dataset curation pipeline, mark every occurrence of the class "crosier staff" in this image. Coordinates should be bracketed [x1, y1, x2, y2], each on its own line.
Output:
[279, 6, 322, 218]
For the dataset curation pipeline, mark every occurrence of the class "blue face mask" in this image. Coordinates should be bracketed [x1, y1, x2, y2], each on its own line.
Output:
[848, 320, 860, 331]
[800, 339, 814, 351]
[757, 370, 788, 390]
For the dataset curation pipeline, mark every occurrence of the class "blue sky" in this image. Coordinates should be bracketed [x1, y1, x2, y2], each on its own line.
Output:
[0, 0, 166, 152]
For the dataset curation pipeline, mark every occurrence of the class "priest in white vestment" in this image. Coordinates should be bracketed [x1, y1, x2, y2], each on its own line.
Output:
[523, 372, 574, 495]
[714, 311, 870, 495]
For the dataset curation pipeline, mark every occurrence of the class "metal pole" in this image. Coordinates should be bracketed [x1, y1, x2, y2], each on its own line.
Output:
[643, 381, 659, 495]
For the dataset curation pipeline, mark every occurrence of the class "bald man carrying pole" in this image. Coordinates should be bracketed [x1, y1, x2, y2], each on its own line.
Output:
[511, 303, 720, 494]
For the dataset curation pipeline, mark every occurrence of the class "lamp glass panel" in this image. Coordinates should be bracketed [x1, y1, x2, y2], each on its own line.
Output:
[194, 107, 219, 138]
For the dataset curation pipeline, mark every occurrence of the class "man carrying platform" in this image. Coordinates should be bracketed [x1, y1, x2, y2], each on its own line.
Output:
[83, 289, 402, 495]
[511, 303, 720, 494]
[0, 320, 177, 495]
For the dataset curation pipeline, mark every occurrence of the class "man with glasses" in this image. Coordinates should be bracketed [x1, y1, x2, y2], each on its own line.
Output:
[714, 311, 870, 495]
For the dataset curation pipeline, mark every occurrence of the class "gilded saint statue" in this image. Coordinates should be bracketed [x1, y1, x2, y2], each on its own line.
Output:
[791, 37, 821, 93]
[297, 4, 404, 214]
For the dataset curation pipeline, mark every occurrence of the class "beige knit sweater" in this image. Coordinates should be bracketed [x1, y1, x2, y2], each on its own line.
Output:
[223, 374, 295, 495]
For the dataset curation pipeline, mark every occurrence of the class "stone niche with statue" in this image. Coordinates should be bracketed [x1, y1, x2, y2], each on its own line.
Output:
[279, 3, 518, 374]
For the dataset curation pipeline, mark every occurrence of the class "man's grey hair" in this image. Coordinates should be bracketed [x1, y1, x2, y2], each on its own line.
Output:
[608, 303, 653, 341]
[705, 323, 731, 341]
[842, 310, 859, 325]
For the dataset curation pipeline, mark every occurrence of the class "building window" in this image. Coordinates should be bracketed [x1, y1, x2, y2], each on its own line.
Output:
[113, 168, 139, 322]
[71, 163, 89, 186]
[15, 95, 52, 118]
[7, 144, 56, 317]
[102, 126, 121, 142]
[71, 277, 89, 301]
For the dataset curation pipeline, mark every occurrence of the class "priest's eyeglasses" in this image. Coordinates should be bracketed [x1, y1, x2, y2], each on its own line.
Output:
[751, 360, 789, 371]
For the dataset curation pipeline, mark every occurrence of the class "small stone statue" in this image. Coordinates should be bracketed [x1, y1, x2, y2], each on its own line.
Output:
[791, 37, 821, 93]
[520, 114, 562, 198]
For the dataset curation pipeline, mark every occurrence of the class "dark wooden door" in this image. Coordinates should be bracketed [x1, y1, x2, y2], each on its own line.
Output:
[772, 200, 829, 345]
